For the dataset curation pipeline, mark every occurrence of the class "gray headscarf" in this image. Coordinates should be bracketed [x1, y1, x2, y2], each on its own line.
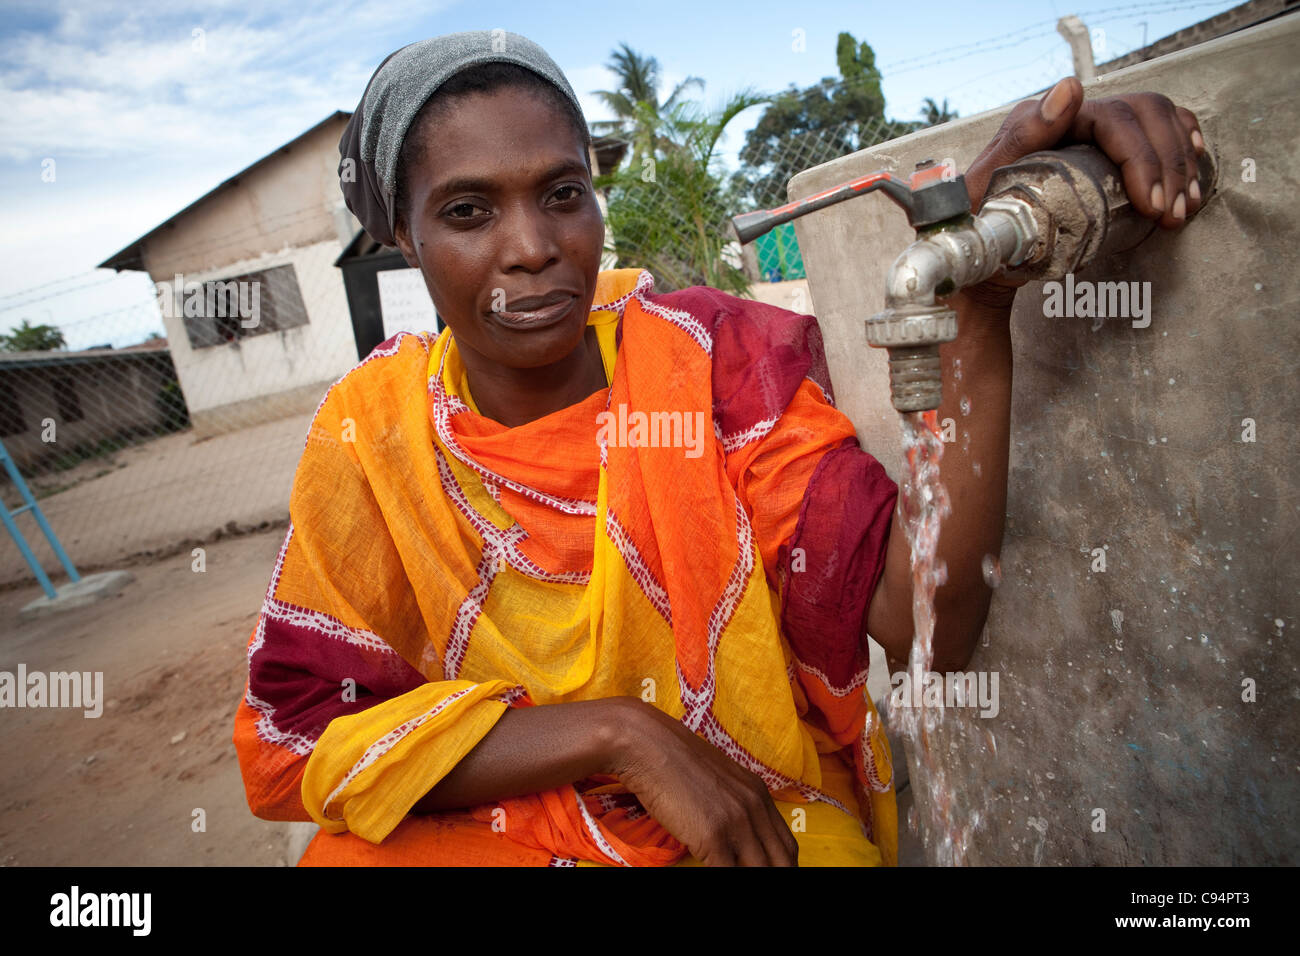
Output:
[337, 30, 589, 247]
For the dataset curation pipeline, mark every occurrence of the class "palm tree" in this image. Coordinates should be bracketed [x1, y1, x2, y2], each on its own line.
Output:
[598, 88, 770, 294]
[920, 97, 959, 126]
[592, 43, 705, 173]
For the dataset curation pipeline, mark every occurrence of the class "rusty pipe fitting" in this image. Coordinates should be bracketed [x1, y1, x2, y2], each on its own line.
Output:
[986, 143, 1218, 282]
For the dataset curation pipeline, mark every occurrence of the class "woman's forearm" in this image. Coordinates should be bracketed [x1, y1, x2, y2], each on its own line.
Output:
[927, 294, 1014, 671]
[867, 291, 1014, 672]
[411, 696, 637, 813]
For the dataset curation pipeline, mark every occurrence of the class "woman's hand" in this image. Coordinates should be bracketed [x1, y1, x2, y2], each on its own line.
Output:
[958, 76, 1206, 304]
[607, 698, 800, 866]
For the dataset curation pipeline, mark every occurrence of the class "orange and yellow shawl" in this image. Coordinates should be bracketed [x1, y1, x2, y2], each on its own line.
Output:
[233, 268, 900, 866]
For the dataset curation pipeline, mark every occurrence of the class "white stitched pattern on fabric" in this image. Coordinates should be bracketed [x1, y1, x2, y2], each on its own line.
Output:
[247, 686, 318, 756]
[604, 508, 672, 626]
[247, 522, 295, 663]
[792, 658, 870, 698]
[247, 523, 326, 755]
[247, 521, 425, 750]
[492, 685, 529, 707]
[631, 271, 713, 357]
[694, 710, 856, 822]
[589, 268, 652, 318]
[445, 552, 497, 681]
[574, 791, 630, 866]
[261, 601, 398, 655]
[434, 446, 591, 585]
[681, 494, 755, 729]
[320, 684, 478, 819]
[720, 415, 779, 455]
[860, 713, 893, 794]
[809, 375, 836, 409]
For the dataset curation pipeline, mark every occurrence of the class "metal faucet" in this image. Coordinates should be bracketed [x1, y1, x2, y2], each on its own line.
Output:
[731, 144, 1217, 412]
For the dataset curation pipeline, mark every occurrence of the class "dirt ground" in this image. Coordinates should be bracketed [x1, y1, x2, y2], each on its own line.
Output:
[0, 526, 296, 866]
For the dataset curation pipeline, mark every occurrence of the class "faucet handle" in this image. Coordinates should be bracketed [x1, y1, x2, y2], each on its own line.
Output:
[731, 163, 971, 245]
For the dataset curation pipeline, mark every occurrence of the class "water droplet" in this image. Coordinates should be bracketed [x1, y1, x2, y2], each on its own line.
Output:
[953, 358, 963, 381]
[1275, 618, 1285, 629]
[960, 396, 971, 416]
[981, 554, 1002, 589]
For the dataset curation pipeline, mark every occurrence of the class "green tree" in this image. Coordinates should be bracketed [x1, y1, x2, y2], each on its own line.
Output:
[734, 31, 920, 209]
[0, 319, 66, 352]
[591, 42, 704, 175]
[598, 89, 769, 295]
[834, 32, 887, 128]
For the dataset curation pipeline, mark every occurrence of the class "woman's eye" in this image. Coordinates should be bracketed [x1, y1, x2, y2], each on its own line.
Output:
[446, 203, 482, 219]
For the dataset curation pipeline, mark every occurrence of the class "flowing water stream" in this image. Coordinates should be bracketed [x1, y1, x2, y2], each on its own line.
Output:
[889, 408, 983, 865]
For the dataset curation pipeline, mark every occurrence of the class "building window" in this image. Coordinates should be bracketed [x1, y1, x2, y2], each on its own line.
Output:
[180, 264, 310, 349]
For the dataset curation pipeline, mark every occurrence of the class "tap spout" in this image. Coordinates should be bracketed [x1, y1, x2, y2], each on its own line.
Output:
[883, 198, 1038, 309]
[868, 199, 1038, 412]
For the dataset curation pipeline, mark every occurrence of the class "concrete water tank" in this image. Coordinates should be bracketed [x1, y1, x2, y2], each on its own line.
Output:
[789, 15, 1299, 865]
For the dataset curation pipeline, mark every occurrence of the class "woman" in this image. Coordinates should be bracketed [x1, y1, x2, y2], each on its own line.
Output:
[234, 30, 1204, 866]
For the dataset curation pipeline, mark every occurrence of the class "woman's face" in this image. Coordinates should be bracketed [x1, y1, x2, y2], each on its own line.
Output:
[393, 86, 605, 373]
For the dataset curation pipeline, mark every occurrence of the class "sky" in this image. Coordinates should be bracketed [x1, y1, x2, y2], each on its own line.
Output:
[0, 0, 1243, 348]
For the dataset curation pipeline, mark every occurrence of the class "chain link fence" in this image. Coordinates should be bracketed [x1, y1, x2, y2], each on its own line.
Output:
[0, 226, 363, 587]
[1, 118, 920, 588]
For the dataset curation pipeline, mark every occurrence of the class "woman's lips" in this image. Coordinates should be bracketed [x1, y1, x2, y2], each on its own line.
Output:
[490, 294, 577, 329]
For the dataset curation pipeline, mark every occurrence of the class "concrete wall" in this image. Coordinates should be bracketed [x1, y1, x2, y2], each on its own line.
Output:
[0, 357, 173, 471]
[789, 16, 1298, 864]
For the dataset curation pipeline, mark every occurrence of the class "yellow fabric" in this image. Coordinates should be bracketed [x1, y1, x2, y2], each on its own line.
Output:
[302, 679, 518, 842]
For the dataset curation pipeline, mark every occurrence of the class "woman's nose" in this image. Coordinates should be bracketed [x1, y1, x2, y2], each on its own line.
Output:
[499, 202, 560, 272]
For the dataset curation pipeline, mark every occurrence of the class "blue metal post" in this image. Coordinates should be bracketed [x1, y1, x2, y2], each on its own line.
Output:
[0, 438, 80, 598]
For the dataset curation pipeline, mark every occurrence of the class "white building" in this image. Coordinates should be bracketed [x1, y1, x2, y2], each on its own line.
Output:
[98, 112, 362, 438]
